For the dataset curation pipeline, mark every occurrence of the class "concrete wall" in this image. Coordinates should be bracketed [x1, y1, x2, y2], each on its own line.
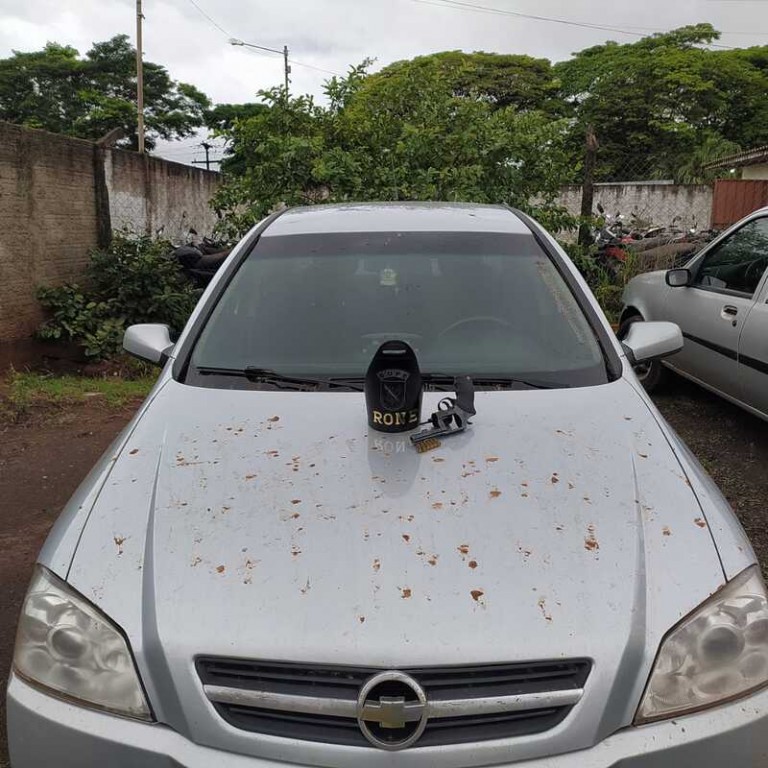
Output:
[106, 150, 220, 241]
[557, 183, 714, 232]
[741, 164, 768, 181]
[0, 121, 220, 341]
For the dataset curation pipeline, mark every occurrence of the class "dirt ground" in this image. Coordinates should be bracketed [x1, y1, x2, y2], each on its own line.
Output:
[0, 378, 766, 764]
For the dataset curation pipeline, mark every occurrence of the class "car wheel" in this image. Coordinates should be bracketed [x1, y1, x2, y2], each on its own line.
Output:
[618, 315, 667, 393]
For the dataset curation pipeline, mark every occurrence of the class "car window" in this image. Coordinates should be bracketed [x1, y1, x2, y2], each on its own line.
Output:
[186, 231, 608, 389]
[695, 218, 768, 296]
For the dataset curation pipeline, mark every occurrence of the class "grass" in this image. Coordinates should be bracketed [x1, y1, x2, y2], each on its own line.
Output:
[0, 371, 157, 421]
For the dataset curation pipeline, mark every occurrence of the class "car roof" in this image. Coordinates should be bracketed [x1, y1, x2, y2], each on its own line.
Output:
[261, 202, 532, 237]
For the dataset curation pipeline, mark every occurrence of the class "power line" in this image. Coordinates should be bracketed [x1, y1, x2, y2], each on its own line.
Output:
[410, 0, 738, 49]
[233, 42, 342, 77]
[183, 0, 342, 80]
[184, 0, 232, 38]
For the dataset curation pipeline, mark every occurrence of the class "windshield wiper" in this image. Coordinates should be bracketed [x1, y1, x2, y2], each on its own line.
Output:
[195, 366, 364, 392]
[422, 374, 566, 391]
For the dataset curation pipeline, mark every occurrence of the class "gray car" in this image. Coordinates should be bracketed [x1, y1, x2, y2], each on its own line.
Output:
[621, 207, 768, 420]
[7, 203, 768, 767]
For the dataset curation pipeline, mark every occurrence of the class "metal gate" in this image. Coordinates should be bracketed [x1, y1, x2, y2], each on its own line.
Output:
[712, 179, 768, 229]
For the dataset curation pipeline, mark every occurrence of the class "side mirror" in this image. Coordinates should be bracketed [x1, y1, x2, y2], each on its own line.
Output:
[123, 324, 174, 366]
[666, 268, 692, 288]
[621, 321, 682, 366]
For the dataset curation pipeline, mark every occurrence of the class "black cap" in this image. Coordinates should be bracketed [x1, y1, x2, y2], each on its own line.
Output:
[365, 341, 423, 433]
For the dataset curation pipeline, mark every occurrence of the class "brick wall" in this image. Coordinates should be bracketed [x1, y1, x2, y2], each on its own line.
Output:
[0, 121, 220, 341]
[0, 123, 98, 340]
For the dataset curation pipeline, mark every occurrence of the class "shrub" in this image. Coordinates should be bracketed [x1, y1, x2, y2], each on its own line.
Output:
[38, 233, 200, 359]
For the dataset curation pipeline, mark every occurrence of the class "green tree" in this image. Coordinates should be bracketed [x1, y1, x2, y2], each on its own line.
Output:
[369, 51, 560, 114]
[555, 24, 768, 181]
[212, 62, 574, 237]
[0, 35, 210, 149]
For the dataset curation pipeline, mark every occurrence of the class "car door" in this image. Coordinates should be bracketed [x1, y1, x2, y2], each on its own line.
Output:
[663, 216, 768, 401]
[737, 265, 768, 418]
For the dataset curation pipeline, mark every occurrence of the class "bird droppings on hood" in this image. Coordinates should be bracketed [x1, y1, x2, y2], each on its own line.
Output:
[128, 448, 139, 455]
[372, 558, 381, 572]
[538, 598, 553, 622]
[113, 536, 126, 555]
[290, 499, 302, 505]
[694, 518, 708, 528]
[266, 450, 279, 458]
[432, 457, 445, 463]
[268, 416, 280, 422]
[457, 544, 470, 556]
[518, 546, 533, 562]
[555, 429, 573, 438]
[300, 578, 311, 595]
[358, 616, 366, 624]
[470, 589, 484, 602]
[583, 495, 592, 505]
[485, 457, 499, 463]
[638, 452, 648, 459]
[555, 525, 564, 532]
[216, 565, 226, 574]
[291, 545, 302, 557]
[550, 473, 560, 484]
[241, 559, 257, 585]
[244, 474, 256, 481]
[567, 482, 575, 490]
[663, 526, 672, 536]
[584, 525, 599, 552]
[468, 560, 478, 570]
[399, 514, 415, 523]
[402, 534, 411, 543]
[427, 556, 439, 566]
[363, 529, 370, 541]
[432, 502, 444, 510]
[400, 587, 412, 599]
[489, 489, 501, 499]
[190, 556, 202, 567]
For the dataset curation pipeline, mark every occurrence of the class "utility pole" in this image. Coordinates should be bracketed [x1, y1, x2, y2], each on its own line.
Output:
[229, 38, 291, 96]
[283, 45, 291, 97]
[194, 141, 213, 171]
[136, 0, 145, 154]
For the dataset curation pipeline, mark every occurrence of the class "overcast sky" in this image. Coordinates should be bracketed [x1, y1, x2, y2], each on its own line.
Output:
[1, 0, 767, 165]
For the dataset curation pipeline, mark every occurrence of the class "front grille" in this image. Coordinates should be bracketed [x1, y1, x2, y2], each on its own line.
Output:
[197, 657, 591, 748]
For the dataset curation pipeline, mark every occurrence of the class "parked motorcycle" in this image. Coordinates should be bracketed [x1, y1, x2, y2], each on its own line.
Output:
[168, 230, 233, 287]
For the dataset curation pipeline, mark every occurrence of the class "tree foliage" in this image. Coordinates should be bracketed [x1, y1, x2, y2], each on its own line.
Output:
[212, 59, 575, 238]
[555, 24, 768, 181]
[0, 35, 210, 149]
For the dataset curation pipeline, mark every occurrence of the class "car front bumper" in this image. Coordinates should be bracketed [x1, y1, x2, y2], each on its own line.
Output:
[7, 673, 768, 767]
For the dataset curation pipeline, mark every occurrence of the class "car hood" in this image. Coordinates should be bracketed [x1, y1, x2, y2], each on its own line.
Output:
[65, 376, 725, 757]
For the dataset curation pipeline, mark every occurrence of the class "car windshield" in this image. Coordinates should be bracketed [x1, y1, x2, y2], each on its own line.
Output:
[187, 231, 607, 388]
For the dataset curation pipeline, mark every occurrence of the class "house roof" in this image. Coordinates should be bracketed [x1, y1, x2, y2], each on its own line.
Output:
[704, 145, 768, 171]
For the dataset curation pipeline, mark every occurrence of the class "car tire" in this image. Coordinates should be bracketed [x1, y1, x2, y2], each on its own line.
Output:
[618, 315, 667, 393]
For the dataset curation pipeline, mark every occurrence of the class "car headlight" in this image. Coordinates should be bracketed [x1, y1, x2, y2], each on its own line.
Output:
[13, 565, 152, 720]
[636, 565, 768, 724]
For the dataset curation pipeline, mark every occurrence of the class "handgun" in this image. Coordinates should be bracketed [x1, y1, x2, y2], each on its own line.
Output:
[410, 376, 476, 451]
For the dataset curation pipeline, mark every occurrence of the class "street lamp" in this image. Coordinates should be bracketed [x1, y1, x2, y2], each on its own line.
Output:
[229, 38, 290, 95]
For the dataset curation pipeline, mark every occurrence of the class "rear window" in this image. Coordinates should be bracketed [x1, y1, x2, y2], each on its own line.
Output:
[186, 231, 607, 388]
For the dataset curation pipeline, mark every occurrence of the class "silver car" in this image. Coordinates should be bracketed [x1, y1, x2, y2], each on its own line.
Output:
[7, 203, 768, 767]
[621, 207, 768, 420]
